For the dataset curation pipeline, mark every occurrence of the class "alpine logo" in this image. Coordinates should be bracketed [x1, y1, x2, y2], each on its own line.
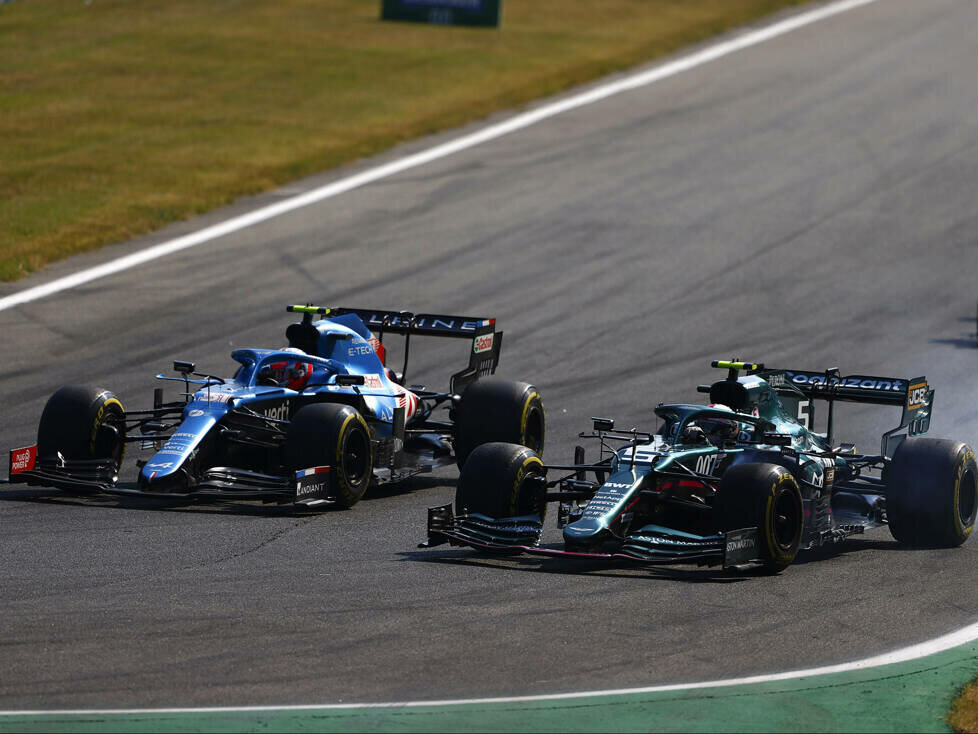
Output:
[362, 314, 490, 333]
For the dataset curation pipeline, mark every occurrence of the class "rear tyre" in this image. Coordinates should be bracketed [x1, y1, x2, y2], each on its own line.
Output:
[886, 437, 977, 547]
[455, 442, 546, 521]
[716, 462, 803, 574]
[37, 386, 126, 491]
[453, 379, 545, 467]
[285, 403, 373, 508]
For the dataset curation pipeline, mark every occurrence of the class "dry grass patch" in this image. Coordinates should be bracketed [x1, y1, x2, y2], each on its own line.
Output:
[951, 679, 978, 733]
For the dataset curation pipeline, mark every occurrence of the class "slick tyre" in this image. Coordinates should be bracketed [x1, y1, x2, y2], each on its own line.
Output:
[716, 462, 803, 574]
[37, 386, 126, 490]
[286, 403, 373, 508]
[886, 438, 977, 547]
[453, 379, 545, 468]
[455, 442, 546, 522]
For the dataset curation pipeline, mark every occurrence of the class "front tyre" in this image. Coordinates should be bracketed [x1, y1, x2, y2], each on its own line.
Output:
[886, 438, 977, 547]
[285, 403, 373, 508]
[716, 462, 803, 574]
[37, 386, 126, 490]
[455, 442, 546, 522]
[453, 379, 545, 467]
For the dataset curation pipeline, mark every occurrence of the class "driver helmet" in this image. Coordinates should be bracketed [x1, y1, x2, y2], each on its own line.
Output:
[259, 348, 313, 390]
[684, 404, 740, 444]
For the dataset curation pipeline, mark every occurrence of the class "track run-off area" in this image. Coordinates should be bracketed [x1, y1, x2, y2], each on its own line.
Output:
[2, 0, 978, 731]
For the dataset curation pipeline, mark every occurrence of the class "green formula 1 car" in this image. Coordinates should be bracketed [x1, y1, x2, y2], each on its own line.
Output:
[422, 360, 976, 573]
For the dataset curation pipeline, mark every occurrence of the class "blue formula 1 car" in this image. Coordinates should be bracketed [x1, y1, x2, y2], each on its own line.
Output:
[7, 305, 545, 508]
[422, 360, 976, 573]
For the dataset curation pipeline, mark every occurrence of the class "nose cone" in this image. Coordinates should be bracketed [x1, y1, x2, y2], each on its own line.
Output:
[139, 413, 216, 488]
[563, 517, 606, 544]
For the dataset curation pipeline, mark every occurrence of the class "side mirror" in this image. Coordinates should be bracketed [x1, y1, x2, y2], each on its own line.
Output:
[174, 360, 195, 374]
[762, 433, 792, 446]
[592, 417, 614, 432]
[336, 374, 366, 386]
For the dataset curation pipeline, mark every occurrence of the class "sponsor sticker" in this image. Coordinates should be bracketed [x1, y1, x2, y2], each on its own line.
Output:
[766, 373, 787, 387]
[187, 409, 205, 417]
[362, 374, 384, 389]
[9, 445, 37, 474]
[724, 527, 759, 565]
[348, 343, 374, 357]
[262, 403, 290, 421]
[295, 466, 331, 501]
[786, 371, 906, 392]
[907, 381, 928, 411]
[473, 333, 494, 354]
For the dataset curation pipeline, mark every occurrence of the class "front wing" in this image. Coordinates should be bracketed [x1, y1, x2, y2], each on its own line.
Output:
[7, 446, 338, 507]
[420, 504, 761, 568]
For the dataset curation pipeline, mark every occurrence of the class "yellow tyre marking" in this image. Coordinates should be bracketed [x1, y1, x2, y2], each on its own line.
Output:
[520, 392, 543, 450]
[764, 473, 799, 563]
[90, 396, 125, 463]
[335, 412, 370, 495]
[510, 454, 544, 517]
[954, 450, 975, 540]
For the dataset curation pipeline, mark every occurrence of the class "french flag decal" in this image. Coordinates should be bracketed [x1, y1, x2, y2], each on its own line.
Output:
[295, 466, 331, 479]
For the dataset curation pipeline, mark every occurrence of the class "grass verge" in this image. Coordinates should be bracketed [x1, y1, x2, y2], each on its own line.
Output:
[0, 0, 810, 282]
[950, 678, 978, 733]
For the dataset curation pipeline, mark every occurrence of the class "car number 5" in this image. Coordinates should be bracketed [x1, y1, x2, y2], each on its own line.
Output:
[797, 400, 812, 429]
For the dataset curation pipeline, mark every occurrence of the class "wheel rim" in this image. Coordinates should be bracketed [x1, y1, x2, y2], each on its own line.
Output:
[517, 471, 545, 516]
[523, 405, 544, 454]
[342, 428, 370, 486]
[772, 486, 802, 551]
[958, 466, 977, 527]
[94, 405, 126, 466]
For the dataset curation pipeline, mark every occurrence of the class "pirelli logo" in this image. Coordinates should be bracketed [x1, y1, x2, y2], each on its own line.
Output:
[907, 381, 929, 411]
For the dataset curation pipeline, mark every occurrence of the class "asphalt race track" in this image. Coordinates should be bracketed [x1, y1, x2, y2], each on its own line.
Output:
[2, 0, 977, 711]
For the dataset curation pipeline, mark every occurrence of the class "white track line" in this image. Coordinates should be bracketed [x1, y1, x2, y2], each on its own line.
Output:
[2, 618, 977, 717]
[0, 0, 878, 314]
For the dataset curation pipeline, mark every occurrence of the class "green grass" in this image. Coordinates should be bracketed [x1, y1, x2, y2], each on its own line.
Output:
[0, 0, 808, 282]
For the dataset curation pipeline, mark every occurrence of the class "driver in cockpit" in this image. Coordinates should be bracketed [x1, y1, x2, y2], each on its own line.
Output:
[258, 347, 313, 391]
[681, 404, 740, 445]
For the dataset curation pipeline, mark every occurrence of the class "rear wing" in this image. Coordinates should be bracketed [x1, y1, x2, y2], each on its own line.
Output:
[286, 305, 501, 391]
[761, 369, 914, 406]
[757, 367, 933, 456]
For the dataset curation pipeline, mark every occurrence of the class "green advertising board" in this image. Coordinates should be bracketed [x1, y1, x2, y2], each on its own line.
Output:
[381, 0, 501, 27]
